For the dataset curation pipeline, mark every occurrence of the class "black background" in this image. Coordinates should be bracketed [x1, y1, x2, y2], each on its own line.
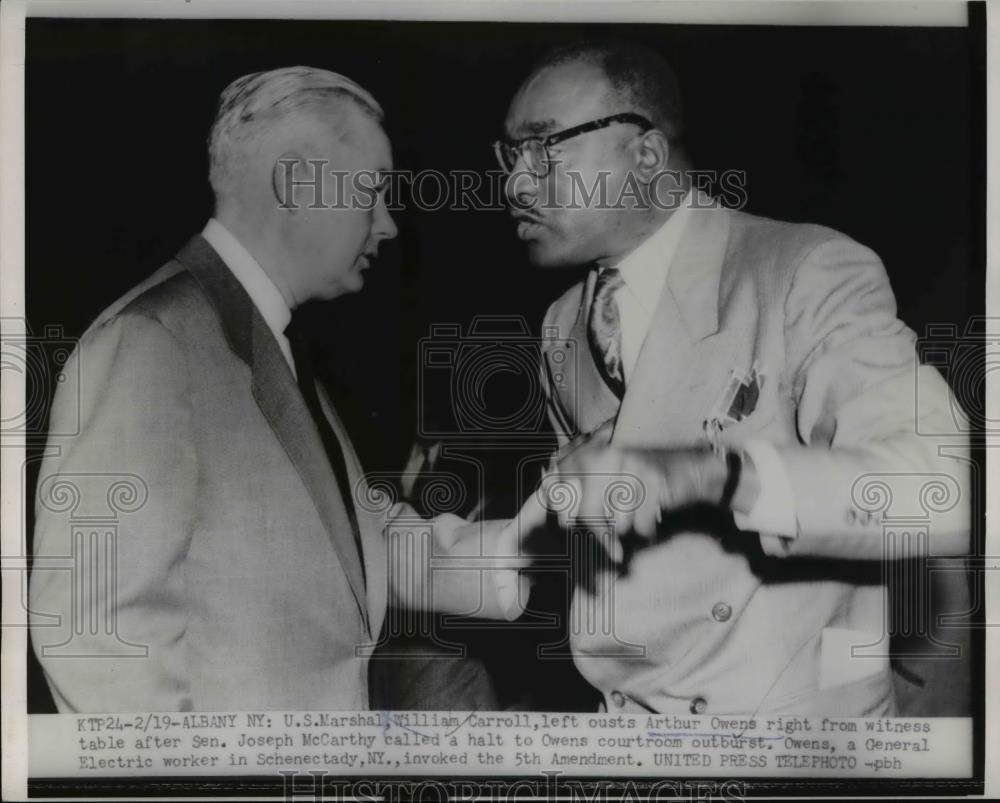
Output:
[24, 15, 984, 733]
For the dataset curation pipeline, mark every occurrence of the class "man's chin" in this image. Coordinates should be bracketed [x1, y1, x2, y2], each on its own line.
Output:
[346, 262, 368, 289]
[526, 240, 581, 269]
[319, 275, 364, 302]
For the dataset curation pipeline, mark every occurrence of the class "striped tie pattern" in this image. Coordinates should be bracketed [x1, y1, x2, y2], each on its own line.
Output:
[587, 267, 626, 399]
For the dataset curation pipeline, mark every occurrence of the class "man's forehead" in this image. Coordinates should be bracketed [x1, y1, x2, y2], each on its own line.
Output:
[363, 130, 393, 171]
[505, 62, 613, 137]
[335, 113, 393, 169]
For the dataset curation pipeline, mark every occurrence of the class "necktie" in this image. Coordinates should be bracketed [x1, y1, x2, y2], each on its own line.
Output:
[588, 267, 626, 399]
[283, 318, 365, 587]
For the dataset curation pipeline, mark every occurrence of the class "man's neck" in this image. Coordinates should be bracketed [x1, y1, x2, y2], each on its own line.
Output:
[594, 172, 691, 268]
[596, 205, 675, 269]
[214, 208, 299, 309]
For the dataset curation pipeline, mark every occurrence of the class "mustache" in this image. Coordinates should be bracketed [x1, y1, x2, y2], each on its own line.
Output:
[509, 208, 544, 224]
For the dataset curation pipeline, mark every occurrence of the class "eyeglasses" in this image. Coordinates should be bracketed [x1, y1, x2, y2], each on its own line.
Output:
[493, 112, 655, 177]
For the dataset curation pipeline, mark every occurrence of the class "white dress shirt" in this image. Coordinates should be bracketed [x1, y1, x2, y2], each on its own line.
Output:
[202, 218, 296, 377]
[609, 192, 692, 382]
[603, 193, 797, 538]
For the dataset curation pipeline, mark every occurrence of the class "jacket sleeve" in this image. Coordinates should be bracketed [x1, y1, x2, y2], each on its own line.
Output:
[762, 235, 970, 560]
[30, 313, 198, 712]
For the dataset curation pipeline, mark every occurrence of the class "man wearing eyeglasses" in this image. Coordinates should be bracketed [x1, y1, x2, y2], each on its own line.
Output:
[496, 41, 970, 716]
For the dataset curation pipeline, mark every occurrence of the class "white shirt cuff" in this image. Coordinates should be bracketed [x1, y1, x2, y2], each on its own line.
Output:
[490, 518, 533, 620]
[493, 568, 532, 621]
[731, 439, 798, 554]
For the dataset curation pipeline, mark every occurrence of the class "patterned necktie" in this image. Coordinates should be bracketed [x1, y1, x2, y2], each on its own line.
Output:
[284, 318, 365, 587]
[587, 267, 626, 399]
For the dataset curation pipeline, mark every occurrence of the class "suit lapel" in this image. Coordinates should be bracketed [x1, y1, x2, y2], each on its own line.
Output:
[177, 235, 370, 633]
[613, 197, 736, 448]
[250, 318, 371, 634]
[315, 384, 387, 633]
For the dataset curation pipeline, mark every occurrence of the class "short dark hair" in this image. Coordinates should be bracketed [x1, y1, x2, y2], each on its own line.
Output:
[530, 40, 684, 143]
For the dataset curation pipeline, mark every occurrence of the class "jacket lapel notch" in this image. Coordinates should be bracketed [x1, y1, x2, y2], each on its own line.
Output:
[666, 194, 731, 343]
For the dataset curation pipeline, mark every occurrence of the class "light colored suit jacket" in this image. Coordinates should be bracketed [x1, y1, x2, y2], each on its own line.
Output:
[30, 236, 510, 712]
[540, 194, 969, 716]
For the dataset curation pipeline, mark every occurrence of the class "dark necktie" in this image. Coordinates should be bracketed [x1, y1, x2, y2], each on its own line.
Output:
[588, 267, 626, 399]
[283, 318, 365, 586]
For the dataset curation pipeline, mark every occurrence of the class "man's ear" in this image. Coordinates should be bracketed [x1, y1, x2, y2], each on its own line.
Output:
[273, 150, 306, 210]
[632, 129, 670, 184]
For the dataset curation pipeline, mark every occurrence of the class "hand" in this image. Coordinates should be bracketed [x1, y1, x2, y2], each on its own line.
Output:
[499, 478, 553, 557]
[445, 489, 552, 573]
[546, 443, 729, 559]
[495, 421, 619, 554]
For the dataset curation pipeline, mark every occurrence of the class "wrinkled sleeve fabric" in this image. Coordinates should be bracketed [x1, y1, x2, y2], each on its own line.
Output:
[757, 235, 969, 560]
[31, 314, 198, 712]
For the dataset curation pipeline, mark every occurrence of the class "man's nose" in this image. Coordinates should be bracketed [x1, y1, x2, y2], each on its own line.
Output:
[503, 147, 539, 209]
[374, 199, 398, 241]
[504, 165, 539, 210]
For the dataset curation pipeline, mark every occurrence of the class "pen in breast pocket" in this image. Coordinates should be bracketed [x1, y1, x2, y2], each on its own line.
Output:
[550, 414, 618, 471]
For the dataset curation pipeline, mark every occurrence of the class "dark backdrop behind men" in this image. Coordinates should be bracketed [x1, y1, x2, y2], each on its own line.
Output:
[24, 18, 983, 713]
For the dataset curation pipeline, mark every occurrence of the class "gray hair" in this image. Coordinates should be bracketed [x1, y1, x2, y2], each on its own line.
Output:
[207, 65, 384, 201]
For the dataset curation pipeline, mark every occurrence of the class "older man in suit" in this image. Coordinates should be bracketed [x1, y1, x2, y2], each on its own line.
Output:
[30, 66, 523, 712]
[497, 42, 971, 716]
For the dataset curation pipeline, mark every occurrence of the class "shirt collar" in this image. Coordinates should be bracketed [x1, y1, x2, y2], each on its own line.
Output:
[606, 188, 693, 311]
[201, 218, 292, 341]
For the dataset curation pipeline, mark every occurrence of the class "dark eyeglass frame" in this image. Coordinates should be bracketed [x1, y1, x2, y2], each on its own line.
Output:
[493, 112, 655, 177]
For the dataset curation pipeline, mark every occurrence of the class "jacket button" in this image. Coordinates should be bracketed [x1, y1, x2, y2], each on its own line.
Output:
[609, 690, 626, 707]
[712, 602, 732, 622]
[690, 696, 707, 715]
